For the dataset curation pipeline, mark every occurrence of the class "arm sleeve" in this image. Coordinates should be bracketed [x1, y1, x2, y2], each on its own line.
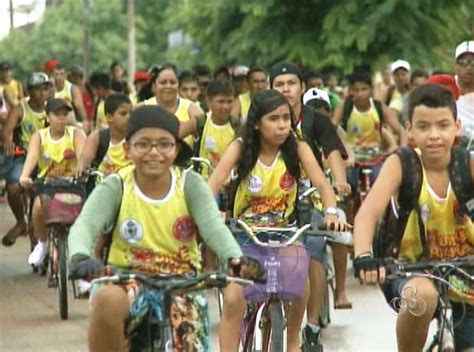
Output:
[68, 174, 122, 260]
[313, 111, 348, 159]
[184, 170, 243, 263]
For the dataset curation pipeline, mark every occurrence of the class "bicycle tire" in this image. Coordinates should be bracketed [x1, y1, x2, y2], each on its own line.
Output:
[241, 304, 258, 352]
[58, 234, 68, 320]
[269, 303, 284, 352]
[319, 282, 331, 327]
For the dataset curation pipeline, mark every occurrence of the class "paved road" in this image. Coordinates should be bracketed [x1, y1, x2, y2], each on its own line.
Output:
[0, 201, 435, 351]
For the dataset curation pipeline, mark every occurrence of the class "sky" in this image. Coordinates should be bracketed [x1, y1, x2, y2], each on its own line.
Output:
[0, 0, 45, 40]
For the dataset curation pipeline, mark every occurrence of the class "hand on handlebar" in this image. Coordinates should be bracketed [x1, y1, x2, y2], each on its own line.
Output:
[324, 214, 348, 232]
[333, 181, 351, 196]
[19, 176, 33, 188]
[69, 254, 104, 280]
[353, 253, 386, 284]
[228, 256, 265, 282]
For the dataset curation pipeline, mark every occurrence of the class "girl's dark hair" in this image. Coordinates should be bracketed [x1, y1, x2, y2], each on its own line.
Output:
[104, 93, 131, 115]
[237, 90, 300, 182]
[137, 65, 178, 102]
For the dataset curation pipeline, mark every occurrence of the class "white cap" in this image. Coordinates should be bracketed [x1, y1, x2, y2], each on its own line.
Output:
[303, 88, 330, 106]
[232, 65, 249, 77]
[455, 40, 474, 59]
[391, 59, 411, 73]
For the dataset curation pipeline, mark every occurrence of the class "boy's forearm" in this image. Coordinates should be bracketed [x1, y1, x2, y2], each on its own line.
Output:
[327, 151, 347, 184]
[353, 211, 378, 256]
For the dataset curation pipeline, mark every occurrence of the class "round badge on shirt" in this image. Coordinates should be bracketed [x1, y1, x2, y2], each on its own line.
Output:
[173, 215, 196, 243]
[279, 171, 296, 191]
[204, 136, 216, 150]
[248, 175, 263, 193]
[119, 219, 143, 244]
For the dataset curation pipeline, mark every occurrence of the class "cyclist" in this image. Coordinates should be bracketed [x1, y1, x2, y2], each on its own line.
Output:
[19, 98, 85, 266]
[209, 89, 345, 352]
[90, 72, 114, 130]
[231, 65, 250, 97]
[129, 70, 150, 106]
[178, 70, 201, 105]
[67, 105, 258, 351]
[68, 65, 95, 133]
[110, 61, 131, 95]
[142, 66, 204, 148]
[53, 64, 87, 124]
[0, 62, 23, 108]
[77, 93, 132, 176]
[386, 59, 411, 121]
[353, 84, 473, 352]
[231, 67, 268, 121]
[1, 72, 51, 247]
[192, 64, 212, 110]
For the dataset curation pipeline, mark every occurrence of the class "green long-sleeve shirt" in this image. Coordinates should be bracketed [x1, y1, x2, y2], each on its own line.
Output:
[68, 170, 242, 266]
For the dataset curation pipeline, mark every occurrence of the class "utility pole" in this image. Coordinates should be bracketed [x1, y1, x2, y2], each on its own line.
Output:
[83, 0, 91, 76]
[127, 0, 136, 88]
[9, 0, 14, 31]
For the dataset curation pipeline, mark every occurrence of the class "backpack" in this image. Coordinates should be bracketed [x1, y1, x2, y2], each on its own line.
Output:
[373, 147, 474, 260]
[341, 99, 384, 132]
[93, 128, 111, 168]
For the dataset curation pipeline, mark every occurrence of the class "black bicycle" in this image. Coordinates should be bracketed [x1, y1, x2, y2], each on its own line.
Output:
[382, 258, 474, 352]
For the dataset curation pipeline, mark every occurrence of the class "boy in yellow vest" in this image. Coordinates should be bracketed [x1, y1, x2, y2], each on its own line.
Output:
[19, 98, 86, 266]
[353, 84, 473, 351]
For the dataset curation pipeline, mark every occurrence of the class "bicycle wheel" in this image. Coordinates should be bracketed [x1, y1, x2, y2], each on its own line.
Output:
[319, 283, 331, 327]
[57, 234, 68, 319]
[269, 303, 284, 352]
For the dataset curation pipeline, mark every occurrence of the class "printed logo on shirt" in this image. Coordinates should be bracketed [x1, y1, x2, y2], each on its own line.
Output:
[204, 136, 216, 150]
[279, 171, 296, 192]
[248, 175, 263, 193]
[119, 219, 143, 244]
[420, 204, 430, 223]
[173, 215, 196, 243]
[41, 152, 51, 162]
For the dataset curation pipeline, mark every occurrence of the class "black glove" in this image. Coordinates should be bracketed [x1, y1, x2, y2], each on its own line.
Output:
[353, 253, 381, 279]
[228, 256, 265, 282]
[69, 254, 104, 280]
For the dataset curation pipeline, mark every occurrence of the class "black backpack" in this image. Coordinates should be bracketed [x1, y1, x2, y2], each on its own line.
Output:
[373, 147, 473, 260]
[86, 128, 111, 195]
[341, 99, 384, 132]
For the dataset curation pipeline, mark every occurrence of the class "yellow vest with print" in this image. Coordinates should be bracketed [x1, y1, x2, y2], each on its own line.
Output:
[96, 100, 107, 128]
[388, 89, 403, 113]
[107, 165, 201, 275]
[98, 138, 131, 175]
[38, 126, 77, 178]
[19, 101, 47, 148]
[54, 80, 73, 103]
[1, 79, 21, 104]
[144, 97, 194, 148]
[238, 91, 251, 119]
[398, 166, 474, 262]
[233, 153, 297, 226]
[198, 112, 236, 178]
[346, 99, 382, 149]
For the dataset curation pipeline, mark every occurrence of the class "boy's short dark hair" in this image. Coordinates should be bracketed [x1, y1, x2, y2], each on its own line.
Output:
[348, 71, 372, 86]
[247, 67, 267, 81]
[410, 68, 429, 84]
[408, 84, 457, 122]
[207, 80, 234, 99]
[89, 72, 111, 89]
[193, 64, 211, 77]
[178, 70, 199, 86]
[303, 70, 323, 84]
[110, 61, 121, 71]
[105, 93, 131, 115]
[213, 65, 230, 79]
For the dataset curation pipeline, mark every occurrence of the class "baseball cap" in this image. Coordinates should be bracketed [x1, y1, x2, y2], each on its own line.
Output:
[46, 98, 73, 114]
[269, 61, 303, 86]
[126, 105, 193, 164]
[303, 88, 330, 106]
[232, 65, 249, 77]
[455, 40, 474, 60]
[390, 59, 411, 73]
[27, 72, 51, 88]
[134, 70, 150, 82]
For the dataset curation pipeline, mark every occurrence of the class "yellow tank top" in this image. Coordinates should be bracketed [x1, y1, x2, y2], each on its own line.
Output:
[346, 99, 382, 149]
[96, 100, 107, 128]
[238, 91, 251, 119]
[233, 152, 297, 226]
[399, 164, 474, 262]
[19, 101, 47, 148]
[144, 97, 194, 147]
[38, 126, 78, 178]
[98, 138, 131, 175]
[107, 165, 201, 275]
[198, 112, 236, 178]
[54, 80, 73, 103]
[1, 79, 21, 104]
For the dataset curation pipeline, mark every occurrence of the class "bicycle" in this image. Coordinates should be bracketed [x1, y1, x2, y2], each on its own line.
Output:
[353, 146, 388, 203]
[382, 258, 474, 352]
[90, 270, 256, 352]
[33, 177, 86, 319]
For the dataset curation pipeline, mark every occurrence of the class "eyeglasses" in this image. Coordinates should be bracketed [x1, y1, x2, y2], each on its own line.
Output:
[457, 59, 474, 68]
[132, 140, 175, 154]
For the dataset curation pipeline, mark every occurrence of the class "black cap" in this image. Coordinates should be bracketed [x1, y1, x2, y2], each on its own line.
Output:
[126, 105, 193, 164]
[269, 61, 303, 86]
[46, 98, 73, 114]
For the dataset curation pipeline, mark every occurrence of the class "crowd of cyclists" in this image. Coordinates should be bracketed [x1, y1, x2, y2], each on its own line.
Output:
[0, 38, 473, 352]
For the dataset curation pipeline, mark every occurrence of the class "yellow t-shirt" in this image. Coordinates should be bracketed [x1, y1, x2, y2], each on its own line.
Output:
[233, 152, 297, 226]
[107, 165, 201, 275]
[1, 79, 21, 105]
[198, 112, 236, 177]
[97, 138, 131, 175]
[388, 89, 404, 113]
[19, 101, 47, 149]
[38, 126, 78, 178]
[346, 99, 382, 150]
[54, 80, 73, 103]
[238, 91, 251, 120]
[144, 97, 194, 147]
[95, 100, 107, 128]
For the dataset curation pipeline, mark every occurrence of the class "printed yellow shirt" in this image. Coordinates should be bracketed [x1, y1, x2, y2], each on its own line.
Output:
[346, 99, 382, 149]
[97, 139, 131, 175]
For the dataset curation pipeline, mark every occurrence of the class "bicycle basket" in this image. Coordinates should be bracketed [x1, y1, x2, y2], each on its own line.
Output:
[242, 242, 309, 302]
[37, 181, 86, 226]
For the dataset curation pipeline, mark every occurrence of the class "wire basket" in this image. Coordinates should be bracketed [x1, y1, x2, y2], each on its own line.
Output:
[242, 241, 309, 302]
[36, 180, 86, 226]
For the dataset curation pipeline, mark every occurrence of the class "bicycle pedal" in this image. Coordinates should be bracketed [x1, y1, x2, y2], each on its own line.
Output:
[48, 276, 58, 288]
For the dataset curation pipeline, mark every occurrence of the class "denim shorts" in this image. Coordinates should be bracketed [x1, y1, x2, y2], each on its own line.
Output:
[382, 277, 474, 350]
[4, 155, 25, 184]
